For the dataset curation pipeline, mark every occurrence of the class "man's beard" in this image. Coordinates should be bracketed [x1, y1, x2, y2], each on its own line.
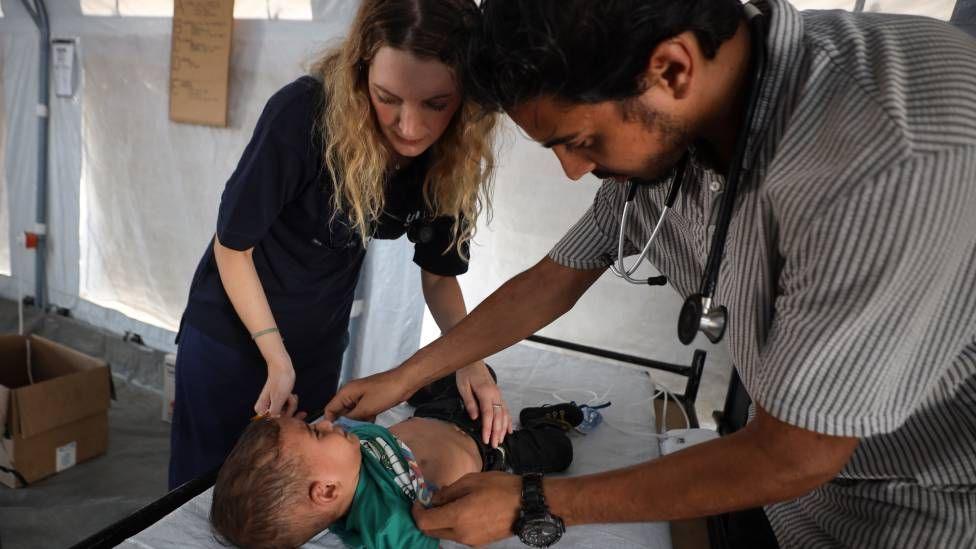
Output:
[617, 97, 693, 184]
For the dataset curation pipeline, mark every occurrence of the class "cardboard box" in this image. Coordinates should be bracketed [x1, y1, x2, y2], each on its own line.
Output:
[162, 352, 176, 423]
[0, 335, 111, 488]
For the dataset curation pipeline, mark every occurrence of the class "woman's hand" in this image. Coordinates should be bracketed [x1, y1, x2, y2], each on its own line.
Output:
[284, 393, 307, 421]
[419, 271, 511, 445]
[254, 358, 296, 417]
[456, 362, 512, 448]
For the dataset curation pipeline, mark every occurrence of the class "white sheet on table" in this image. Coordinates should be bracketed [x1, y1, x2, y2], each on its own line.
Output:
[123, 345, 672, 549]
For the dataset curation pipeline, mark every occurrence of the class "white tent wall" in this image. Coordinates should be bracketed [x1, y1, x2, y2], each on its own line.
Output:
[0, 0, 430, 369]
[0, 24, 9, 278]
[0, 0, 959, 375]
[802, 0, 956, 17]
[1, 15, 41, 301]
[72, 16, 354, 336]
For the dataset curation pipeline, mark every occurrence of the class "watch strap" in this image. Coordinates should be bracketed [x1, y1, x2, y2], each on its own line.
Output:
[521, 473, 547, 513]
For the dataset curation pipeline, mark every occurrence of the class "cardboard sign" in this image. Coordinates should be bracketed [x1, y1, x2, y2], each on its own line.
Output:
[169, 0, 235, 127]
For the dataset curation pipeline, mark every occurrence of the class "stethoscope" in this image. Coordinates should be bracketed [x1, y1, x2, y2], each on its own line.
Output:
[610, 3, 767, 346]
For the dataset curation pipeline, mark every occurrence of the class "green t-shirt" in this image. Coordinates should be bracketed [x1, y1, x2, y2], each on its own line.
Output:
[329, 421, 439, 549]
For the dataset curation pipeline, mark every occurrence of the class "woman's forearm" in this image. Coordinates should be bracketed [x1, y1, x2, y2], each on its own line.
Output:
[421, 271, 469, 334]
[213, 235, 289, 367]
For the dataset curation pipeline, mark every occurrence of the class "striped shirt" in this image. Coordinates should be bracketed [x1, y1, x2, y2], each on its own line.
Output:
[549, 1, 976, 547]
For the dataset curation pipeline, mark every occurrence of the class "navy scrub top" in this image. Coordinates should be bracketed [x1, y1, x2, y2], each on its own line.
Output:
[179, 76, 469, 365]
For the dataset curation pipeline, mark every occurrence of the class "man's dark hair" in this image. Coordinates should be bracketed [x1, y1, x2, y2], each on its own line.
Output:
[467, 0, 745, 111]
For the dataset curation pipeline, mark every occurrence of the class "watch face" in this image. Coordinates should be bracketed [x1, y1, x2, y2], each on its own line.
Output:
[519, 519, 563, 547]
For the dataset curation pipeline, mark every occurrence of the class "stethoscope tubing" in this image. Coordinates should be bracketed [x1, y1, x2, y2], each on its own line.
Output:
[608, 3, 767, 345]
[699, 5, 767, 300]
[610, 202, 672, 283]
[610, 155, 689, 284]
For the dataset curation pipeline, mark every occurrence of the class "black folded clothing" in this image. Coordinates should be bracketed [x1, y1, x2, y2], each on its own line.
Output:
[494, 424, 573, 474]
[519, 402, 585, 432]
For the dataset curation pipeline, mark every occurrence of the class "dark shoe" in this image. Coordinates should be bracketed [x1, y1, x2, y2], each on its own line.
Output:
[519, 402, 584, 432]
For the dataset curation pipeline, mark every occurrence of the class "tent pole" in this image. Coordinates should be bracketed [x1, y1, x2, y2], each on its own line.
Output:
[19, 0, 51, 310]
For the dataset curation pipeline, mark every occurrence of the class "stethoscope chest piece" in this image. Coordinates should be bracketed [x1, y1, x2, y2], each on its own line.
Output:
[678, 294, 728, 345]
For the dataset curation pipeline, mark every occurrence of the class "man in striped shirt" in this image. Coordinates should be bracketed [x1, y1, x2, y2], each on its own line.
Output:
[327, 0, 976, 547]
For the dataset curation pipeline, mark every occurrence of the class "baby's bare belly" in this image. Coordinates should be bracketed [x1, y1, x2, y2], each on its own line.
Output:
[389, 417, 482, 488]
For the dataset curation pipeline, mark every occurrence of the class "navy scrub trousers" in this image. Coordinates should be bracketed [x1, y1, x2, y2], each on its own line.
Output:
[167, 324, 343, 489]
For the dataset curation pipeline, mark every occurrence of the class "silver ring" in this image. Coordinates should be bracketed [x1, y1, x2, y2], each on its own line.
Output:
[491, 403, 504, 409]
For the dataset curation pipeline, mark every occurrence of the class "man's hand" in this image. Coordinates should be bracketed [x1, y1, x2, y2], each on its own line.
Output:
[456, 362, 513, 448]
[324, 369, 412, 422]
[413, 472, 522, 546]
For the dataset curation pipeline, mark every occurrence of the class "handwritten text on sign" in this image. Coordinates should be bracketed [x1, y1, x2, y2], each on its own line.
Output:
[169, 0, 234, 127]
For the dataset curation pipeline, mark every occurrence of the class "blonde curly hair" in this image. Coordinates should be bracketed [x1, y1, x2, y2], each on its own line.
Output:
[311, 0, 497, 257]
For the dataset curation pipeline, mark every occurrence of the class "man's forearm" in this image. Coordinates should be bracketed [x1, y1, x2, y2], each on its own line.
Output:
[547, 412, 857, 525]
[403, 258, 604, 389]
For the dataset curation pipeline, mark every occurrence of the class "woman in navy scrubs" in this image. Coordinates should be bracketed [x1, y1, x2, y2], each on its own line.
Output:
[168, 0, 508, 489]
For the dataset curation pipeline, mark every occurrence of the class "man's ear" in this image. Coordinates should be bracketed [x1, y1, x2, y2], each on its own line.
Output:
[310, 480, 340, 506]
[642, 31, 695, 100]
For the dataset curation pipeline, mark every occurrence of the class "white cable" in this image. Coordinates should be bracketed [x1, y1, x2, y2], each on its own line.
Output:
[652, 381, 690, 432]
[601, 417, 674, 441]
[533, 382, 692, 446]
[549, 389, 600, 406]
[599, 381, 692, 445]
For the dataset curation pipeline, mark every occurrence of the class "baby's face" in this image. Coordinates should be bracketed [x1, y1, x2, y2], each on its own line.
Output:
[279, 417, 362, 488]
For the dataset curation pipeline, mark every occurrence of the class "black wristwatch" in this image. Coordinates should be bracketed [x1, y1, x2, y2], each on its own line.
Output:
[512, 473, 565, 547]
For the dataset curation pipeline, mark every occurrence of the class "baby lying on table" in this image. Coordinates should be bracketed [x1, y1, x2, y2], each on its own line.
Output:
[209, 370, 579, 549]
